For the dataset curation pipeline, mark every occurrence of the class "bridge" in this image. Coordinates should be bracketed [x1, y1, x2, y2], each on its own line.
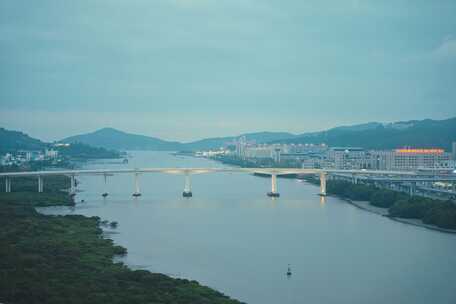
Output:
[0, 167, 428, 198]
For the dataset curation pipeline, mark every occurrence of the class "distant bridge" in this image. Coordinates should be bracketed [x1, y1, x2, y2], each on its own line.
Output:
[1, 167, 452, 198]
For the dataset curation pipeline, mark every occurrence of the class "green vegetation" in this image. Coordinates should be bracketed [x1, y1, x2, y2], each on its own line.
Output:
[57, 142, 121, 159]
[325, 180, 456, 230]
[0, 127, 45, 154]
[277, 117, 456, 150]
[390, 198, 456, 229]
[0, 178, 243, 304]
[213, 155, 299, 168]
[0, 175, 73, 207]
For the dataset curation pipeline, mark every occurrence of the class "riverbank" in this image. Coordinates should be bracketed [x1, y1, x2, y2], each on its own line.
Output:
[0, 178, 243, 303]
[345, 199, 456, 234]
[297, 177, 456, 231]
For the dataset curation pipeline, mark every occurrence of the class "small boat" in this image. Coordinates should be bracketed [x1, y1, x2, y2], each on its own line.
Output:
[286, 264, 292, 276]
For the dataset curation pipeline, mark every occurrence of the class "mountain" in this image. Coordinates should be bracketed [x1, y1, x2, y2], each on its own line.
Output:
[0, 128, 46, 154]
[61, 129, 296, 151]
[4, 117, 455, 154]
[59, 118, 456, 151]
[274, 118, 456, 150]
[61, 128, 185, 151]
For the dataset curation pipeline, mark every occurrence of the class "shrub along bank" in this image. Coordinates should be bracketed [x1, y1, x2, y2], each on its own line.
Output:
[325, 180, 456, 230]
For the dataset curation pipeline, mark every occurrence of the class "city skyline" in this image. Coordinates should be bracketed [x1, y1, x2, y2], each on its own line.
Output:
[1, 0, 456, 141]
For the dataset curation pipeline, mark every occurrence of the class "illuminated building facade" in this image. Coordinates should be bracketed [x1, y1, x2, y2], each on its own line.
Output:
[369, 149, 452, 171]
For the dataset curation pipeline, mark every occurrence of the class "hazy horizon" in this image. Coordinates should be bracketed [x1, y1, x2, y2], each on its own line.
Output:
[1, 0, 456, 141]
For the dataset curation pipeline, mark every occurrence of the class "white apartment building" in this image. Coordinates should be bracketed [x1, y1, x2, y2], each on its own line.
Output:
[327, 147, 367, 169]
[369, 149, 452, 171]
[45, 149, 59, 159]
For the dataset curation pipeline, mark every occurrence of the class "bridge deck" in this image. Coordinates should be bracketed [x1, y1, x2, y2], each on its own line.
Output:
[0, 168, 421, 177]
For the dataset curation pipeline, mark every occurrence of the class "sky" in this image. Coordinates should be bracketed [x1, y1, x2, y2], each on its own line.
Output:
[1, 0, 456, 142]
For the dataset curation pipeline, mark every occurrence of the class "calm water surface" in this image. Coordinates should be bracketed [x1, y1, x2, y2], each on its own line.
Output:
[40, 151, 456, 304]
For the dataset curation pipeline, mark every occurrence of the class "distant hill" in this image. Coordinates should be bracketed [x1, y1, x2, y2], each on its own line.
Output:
[274, 118, 456, 150]
[56, 142, 120, 159]
[61, 128, 185, 151]
[0, 128, 46, 154]
[59, 118, 456, 151]
[61, 129, 296, 151]
[0, 127, 122, 159]
[184, 132, 296, 150]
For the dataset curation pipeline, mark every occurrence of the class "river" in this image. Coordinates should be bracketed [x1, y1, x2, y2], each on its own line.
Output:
[40, 151, 456, 304]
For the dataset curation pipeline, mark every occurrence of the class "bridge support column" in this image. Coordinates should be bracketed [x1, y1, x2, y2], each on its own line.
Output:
[409, 182, 416, 197]
[267, 174, 280, 197]
[69, 175, 76, 196]
[5, 177, 11, 193]
[38, 176, 43, 193]
[352, 174, 358, 184]
[319, 172, 327, 196]
[102, 174, 109, 197]
[132, 173, 141, 197]
[183, 173, 192, 197]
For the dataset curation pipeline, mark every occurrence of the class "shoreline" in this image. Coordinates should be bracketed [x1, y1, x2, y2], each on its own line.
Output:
[343, 197, 456, 234]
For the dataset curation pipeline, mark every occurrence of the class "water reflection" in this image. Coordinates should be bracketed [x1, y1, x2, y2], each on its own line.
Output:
[320, 195, 326, 206]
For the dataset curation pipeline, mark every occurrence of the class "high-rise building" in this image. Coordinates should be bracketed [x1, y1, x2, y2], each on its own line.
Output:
[235, 136, 248, 159]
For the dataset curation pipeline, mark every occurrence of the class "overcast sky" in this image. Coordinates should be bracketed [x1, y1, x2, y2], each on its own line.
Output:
[1, 0, 455, 142]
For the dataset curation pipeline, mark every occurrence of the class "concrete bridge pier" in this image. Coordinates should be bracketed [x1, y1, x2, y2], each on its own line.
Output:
[267, 174, 280, 197]
[409, 182, 416, 196]
[69, 175, 76, 196]
[132, 173, 141, 197]
[183, 173, 192, 197]
[352, 174, 358, 184]
[102, 174, 109, 197]
[319, 172, 327, 196]
[5, 177, 11, 193]
[38, 175, 44, 193]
